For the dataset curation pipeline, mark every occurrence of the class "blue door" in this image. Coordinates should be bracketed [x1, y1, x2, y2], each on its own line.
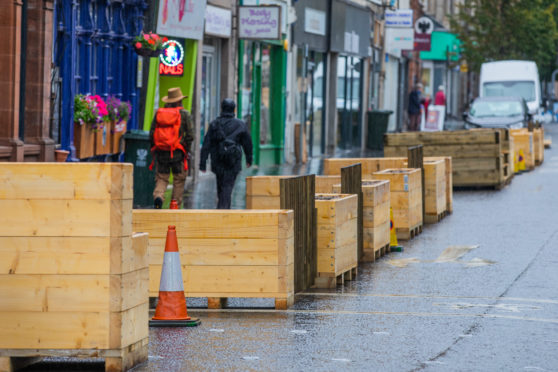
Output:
[52, 0, 146, 155]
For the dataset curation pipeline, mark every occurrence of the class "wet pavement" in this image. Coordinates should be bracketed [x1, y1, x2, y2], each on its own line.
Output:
[23, 122, 558, 371]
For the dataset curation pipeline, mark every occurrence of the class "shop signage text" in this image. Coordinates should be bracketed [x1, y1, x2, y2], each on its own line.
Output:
[238, 6, 281, 40]
[304, 8, 326, 36]
[159, 39, 185, 77]
[157, 0, 207, 40]
[385, 9, 413, 28]
[385, 27, 414, 55]
[205, 5, 232, 38]
[414, 16, 433, 51]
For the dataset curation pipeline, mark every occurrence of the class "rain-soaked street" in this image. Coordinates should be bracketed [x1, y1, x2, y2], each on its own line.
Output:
[23, 124, 558, 372]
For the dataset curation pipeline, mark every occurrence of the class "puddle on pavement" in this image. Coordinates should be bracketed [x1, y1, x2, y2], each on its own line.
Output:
[387, 245, 496, 268]
[434, 302, 542, 313]
[434, 245, 479, 263]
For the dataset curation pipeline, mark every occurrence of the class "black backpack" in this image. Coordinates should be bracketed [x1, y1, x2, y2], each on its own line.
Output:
[216, 120, 243, 167]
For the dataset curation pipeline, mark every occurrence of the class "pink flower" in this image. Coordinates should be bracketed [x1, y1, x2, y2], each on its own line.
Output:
[143, 34, 150, 41]
[135, 42, 142, 49]
[151, 33, 159, 41]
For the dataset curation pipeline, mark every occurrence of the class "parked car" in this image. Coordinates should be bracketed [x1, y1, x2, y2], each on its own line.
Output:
[463, 96, 531, 129]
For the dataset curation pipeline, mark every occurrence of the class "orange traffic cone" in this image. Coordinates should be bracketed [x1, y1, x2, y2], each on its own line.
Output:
[169, 199, 179, 209]
[149, 226, 200, 327]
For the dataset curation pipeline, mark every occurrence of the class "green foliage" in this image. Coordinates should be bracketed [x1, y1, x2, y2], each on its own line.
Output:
[450, 0, 558, 79]
[73, 94, 96, 125]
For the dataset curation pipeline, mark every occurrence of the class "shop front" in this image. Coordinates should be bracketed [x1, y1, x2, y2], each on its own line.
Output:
[329, 0, 371, 151]
[52, 0, 146, 159]
[238, 0, 288, 166]
[292, 0, 329, 158]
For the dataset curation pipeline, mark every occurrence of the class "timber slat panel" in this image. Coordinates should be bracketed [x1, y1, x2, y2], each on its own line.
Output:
[341, 164, 363, 260]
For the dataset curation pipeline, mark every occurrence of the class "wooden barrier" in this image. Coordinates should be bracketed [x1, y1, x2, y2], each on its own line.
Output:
[245, 176, 289, 209]
[384, 130, 510, 188]
[280, 175, 316, 293]
[0, 163, 147, 372]
[315, 175, 342, 193]
[532, 127, 544, 165]
[426, 156, 453, 214]
[314, 194, 358, 288]
[372, 168, 422, 240]
[323, 158, 406, 178]
[132, 210, 295, 309]
[341, 164, 364, 260]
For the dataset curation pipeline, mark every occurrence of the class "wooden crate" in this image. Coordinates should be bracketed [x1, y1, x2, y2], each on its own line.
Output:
[385, 130, 508, 188]
[0, 163, 147, 372]
[245, 176, 290, 209]
[333, 180, 390, 261]
[372, 168, 422, 240]
[314, 194, 358, 288]
[423, 159, 446, 223]
[315, 175, 342, 193]
[510, 129, 535, 171]
[132, 210, 295, 310]
[533, 128, 544, 165]
[426, 156, 453, 214]
[323, 158, 407, 178]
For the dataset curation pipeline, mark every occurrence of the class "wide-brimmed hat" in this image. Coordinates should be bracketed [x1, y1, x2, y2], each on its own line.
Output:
[162, 87, 187, 103]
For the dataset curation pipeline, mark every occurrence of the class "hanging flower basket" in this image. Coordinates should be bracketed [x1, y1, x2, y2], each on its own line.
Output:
[134, 48, 163, 58]
[133, 32, 167, 58]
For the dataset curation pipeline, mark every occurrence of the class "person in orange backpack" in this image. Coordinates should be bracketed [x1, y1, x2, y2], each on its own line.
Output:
[149, 87, 194, 209]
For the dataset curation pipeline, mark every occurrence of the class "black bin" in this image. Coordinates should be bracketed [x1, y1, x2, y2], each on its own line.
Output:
[367, 110, 393, 150]
[123, 130, 155, 208]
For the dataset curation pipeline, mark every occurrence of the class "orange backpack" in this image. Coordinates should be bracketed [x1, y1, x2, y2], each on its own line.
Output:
[150, 108, 188, 170]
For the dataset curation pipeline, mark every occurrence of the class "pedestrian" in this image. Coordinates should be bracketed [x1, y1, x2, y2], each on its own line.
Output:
[407, 83, 422, 131]
[424, 94, 431, 119]
[200, 98, 253, 209]
[435, 85, 446, 106]
[150, 87, 194, 209]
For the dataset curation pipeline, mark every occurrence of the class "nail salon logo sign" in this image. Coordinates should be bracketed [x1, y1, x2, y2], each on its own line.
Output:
[159, 39, 185, 76]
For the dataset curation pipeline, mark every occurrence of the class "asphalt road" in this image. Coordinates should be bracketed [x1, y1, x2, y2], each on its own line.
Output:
[24, 123, 558, 371]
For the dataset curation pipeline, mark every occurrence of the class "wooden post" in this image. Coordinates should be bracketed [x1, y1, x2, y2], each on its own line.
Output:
[407, 145, 425, 221]
[280, 175, 316, 292]
[341, 164, 363, 261]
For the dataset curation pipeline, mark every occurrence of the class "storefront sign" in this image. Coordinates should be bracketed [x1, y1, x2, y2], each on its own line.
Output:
[414, 16, 433, 52]
[304, 8, 326, 36]
[243, 0, 288, 34]
[205, 5, 232, 38]
[414, 33, 431, 51]
[385, 9, 413, 28]
[159, 39, 185, 76]
[157, 0, 207, 40]
[385, 27, 414, 54]
[422, 106, 445, 131]
[238, 6, 281, 40]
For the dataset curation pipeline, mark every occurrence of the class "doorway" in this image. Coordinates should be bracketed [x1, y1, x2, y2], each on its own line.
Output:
[337, 55, 363, 149]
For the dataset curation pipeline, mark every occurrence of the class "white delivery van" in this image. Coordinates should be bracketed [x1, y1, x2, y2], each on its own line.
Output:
[479, 60, 542, 115]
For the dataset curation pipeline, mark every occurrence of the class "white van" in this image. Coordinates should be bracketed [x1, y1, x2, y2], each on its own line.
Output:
[479, 60, 542, 115]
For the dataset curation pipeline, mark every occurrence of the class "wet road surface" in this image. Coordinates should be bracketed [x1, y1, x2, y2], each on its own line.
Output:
[24, 123, 558, 371]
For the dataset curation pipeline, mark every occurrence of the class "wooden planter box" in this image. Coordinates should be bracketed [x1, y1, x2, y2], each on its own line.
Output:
[510, 129, 535, 171]
[315, 175, 342, 193]
[385, 130, 509, 188]
[333, 180, 390, 261]
[73, 122, 95, 159]
[132, 210, 295, 310]
[314, 194, 358, 288]
[423, 159, 446, 223]
[426, 156, 453, 214]
[111, 121, 127, 154]
[533, 128, 544, 165]
[0, 163, 147, 372]
[323, 158, 407, 178]
[245, 176, 290, 209]
[95, 125, 112, 155]
[372, 168, 422, 240]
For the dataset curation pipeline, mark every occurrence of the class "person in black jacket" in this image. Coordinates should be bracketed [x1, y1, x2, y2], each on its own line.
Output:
[200, 98, 253, 209]
[407, 83, 423, 131]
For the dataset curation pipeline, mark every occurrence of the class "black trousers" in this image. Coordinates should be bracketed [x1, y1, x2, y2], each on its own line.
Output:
[215, 171, 238, 209]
